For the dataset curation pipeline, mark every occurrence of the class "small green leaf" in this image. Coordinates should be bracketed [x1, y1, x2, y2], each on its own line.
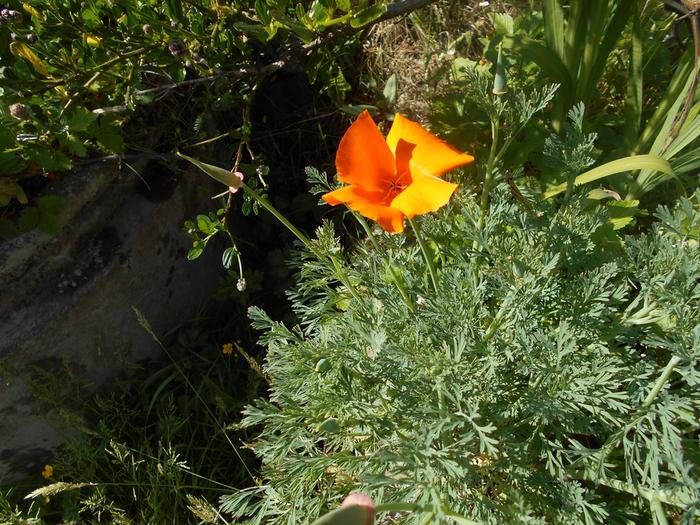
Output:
[316, 418, 340, 433]
[196, 214, 214, 234]
[25, 147, 72, 172]
[59, 133, 87, 157]
[187, 246, 203, 260]
[309, 0, 331, 26]
[255, 0, 272, 26]
[19, 206, 40, 232]
[67, 108, 98, 132]
[164, 0, 183, 21]
[490, 12, 514, 35]
[222, 246, 236, 269]
[350, 3, 386, 28]
[38, 210, 62, 235]
[96, 131, 125, 154]
[382, 73, 398, 105]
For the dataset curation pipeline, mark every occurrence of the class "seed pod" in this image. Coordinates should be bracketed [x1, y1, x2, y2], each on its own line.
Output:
[315, 418, 340, 434]
[9, 103, 29, 120]
[315, 358, 331, 373]
[168, 39, 186, 56]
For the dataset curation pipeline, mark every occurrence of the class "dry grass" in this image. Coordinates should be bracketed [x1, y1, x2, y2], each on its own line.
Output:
[362, 0, 528, 119]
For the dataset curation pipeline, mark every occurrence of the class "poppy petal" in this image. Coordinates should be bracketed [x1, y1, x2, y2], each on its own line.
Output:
[386, 113, 474, 177]
[394, 138, 416, 186]
[390, 172, 458, 218]
[323, 185, 405, 233]
[336, 110, 396, 192]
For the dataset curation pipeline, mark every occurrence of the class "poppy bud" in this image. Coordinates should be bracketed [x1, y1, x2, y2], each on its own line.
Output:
[228, 171, 244, 193]
[342, 494, 375, 525]
[315, 358, 331, 373]
[311, 496, 375, 525]
[315, 418, 340, 434]
[492, 43, 508, 96]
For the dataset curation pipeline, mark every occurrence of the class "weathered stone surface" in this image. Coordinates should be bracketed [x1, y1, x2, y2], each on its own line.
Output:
[0, 159, 220, 483]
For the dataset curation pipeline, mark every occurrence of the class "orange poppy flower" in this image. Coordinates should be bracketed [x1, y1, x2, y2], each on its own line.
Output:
[322, 111, 474, 233]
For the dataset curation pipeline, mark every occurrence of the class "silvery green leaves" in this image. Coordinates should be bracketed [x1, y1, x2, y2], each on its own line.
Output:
[224, 188, 700, 525]
[543, 102, 598, 180]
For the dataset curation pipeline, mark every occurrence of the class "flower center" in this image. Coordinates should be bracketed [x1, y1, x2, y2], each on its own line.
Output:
[388, 179, 406, 194]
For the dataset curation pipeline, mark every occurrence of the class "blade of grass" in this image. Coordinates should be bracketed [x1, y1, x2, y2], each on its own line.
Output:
[132, 307, 255, 479]
[646, 54, 695, 157]
[634, 49, 692, 154]
[577, 0, 609, 103]
[583, 0, 638, 107]
[542, 0, 565, 61]
[624, 6, 643, 150]
[544, 154, 674, 198]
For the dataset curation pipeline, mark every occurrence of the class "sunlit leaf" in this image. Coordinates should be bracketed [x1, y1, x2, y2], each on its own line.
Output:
[545, 155, 674, 198]
[9, 41, 50, 77]
[350, 3, 386, 28]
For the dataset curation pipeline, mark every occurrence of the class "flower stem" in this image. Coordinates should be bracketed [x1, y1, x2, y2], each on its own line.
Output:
[408, 217, 439, 292]
[477, 117, 500, 235]
[241, 182, 311, 246]
[240, 182, 363, 304]
[642, 355, 681, 409]
[355, 215, 415, 313]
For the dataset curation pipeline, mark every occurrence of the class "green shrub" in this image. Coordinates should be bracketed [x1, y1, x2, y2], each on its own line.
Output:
[221, 184, 700, 524]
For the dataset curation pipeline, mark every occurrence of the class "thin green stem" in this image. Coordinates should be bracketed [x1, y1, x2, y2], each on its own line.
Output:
[650, 497, 669, 525]
[478, 118, 500, 235]
[240, 183, 363, 305]
[642, 356, 681, 409]
[418, 512, 434, 525]
[241, 182, 311, 247]
[376, 502, 420, 513]
[355, 214, 414, 313]
[408, 217, 439, 292]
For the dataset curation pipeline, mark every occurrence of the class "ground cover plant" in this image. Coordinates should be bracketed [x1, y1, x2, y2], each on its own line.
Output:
[3, 0, 700, 524]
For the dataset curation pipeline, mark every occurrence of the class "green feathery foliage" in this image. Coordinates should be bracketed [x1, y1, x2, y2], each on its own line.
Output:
[221, 186, 700, 524]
